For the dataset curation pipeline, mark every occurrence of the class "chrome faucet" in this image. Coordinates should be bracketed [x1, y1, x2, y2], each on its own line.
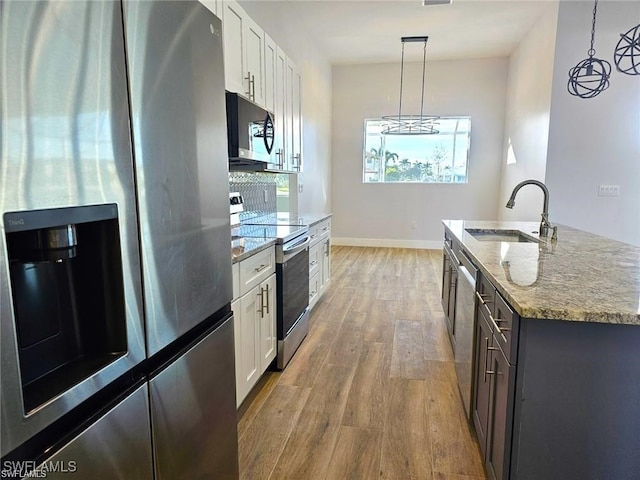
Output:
[505, 179, 552, 237]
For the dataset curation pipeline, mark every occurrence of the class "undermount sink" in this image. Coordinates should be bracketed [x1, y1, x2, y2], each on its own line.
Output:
[465, 228, 540, 243]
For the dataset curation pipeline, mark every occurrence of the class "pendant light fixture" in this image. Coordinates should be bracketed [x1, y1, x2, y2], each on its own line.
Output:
[382, 36, 439, 135]
[568, 0, 611, 99]
[614, 22, 640, 75]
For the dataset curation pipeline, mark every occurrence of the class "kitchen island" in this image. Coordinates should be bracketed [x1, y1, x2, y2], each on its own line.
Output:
[442, 220, 640, 480]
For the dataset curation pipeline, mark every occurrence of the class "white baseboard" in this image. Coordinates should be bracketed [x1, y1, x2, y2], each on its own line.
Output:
[331, 237, 442, 250]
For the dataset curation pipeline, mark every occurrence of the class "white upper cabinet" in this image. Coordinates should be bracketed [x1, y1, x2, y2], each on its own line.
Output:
[221, 1, 302, 172]
[199, 0, 222, 18]
[292, 62, 302, 172]
[286, 59, 302, 172]
[222, 1, 264, 106]
[222, 1, 245, 95]
[244, 16, 265, 106]
[264, 34, 277, 113]
[274, 47, 288, 170]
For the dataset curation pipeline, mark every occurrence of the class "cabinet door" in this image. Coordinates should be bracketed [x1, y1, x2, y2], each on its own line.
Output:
[234, 285, 261, 406]
[442, 249, 451, 315]
[273, 47, 287, 170]
[231, 298, 242, 404]
[264, 34, 276, 113]
[291, 61, 303, 172]
[259, 274, 277, 373]
[486, 347, 515, 480]
[244, 15, 265, 106]
[473, 311, 493, 458]
[320, 238, 331, 292]
[222, 1, 247, 96]
[309, 270, 320, 310]
[284, 59, 295, 172]
[199, 0, 221, 17]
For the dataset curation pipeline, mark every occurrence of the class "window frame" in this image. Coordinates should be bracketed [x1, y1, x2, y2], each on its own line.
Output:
[362, 116, 472, 184]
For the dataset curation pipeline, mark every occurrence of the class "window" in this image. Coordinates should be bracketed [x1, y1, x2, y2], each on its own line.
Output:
[363, 117, 471, 183]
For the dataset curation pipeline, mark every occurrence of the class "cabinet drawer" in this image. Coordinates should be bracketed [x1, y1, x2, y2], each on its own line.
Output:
[309, 242, 321, 276]
[238, 247, 275, 297]
[308, 223, 321, 246]
[493, 292, 519, 363]
[318, 219, 331, 240]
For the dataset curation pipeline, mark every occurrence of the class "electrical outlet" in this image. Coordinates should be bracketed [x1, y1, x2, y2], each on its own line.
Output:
[411, 221, 417, 230]
[598, 185, 620, 197]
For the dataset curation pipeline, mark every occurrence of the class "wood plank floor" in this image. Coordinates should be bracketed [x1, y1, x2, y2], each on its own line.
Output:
[237, 246, 486, 480]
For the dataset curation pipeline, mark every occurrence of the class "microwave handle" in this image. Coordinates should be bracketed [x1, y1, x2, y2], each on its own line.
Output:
[263, 114, 274, 155]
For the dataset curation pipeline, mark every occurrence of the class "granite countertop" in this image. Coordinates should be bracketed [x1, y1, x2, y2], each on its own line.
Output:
[231, 237, 276, 264]
[230, 213, 331, 264]
[299, 213, 332, 226]
[443, 220, 640, 326]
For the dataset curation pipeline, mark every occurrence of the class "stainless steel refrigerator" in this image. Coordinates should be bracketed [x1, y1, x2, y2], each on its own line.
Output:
[0, 1, 238, 478]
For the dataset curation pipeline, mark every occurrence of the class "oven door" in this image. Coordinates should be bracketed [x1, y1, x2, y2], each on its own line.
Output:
[276, 242, 309, 339]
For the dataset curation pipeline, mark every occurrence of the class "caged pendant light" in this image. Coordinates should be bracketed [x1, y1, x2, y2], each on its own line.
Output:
[614, 22, 640, 75]
[567, 0, 612, 99]
[382, 36, 440, 135]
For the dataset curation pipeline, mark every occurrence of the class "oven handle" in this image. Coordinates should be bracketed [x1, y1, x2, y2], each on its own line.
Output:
[282, 235, 310, 260]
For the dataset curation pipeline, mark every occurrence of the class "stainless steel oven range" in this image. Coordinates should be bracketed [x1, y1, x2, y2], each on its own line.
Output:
[274, 229, 310, 369]
[237, 218, 311, 369]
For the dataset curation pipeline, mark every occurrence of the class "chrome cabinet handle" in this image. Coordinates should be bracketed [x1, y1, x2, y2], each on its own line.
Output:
[276, 149, 284, 168]
[254, 263, 268, 273]
[256, 289, 264, 316]
[483, 337, 490, 382]
[476, 291, 492, 305]
[244, 71, 251, 97]
[483, 338, 499, 382]
[251, 74, 256, 100]
[257, 284, 269, 317]
[245, 72, 255, 100]
[310, 260, 318, 267]
[494, 317, 511, 333]
[292, 153, 301, 170]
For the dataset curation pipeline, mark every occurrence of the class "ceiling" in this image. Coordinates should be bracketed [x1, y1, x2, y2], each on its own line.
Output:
[282, 0, 557, 64]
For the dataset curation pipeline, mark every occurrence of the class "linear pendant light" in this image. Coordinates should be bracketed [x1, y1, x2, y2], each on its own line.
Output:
[382, 36, 439, 135]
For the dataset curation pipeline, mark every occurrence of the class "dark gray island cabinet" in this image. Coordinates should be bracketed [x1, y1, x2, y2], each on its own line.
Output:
[442, 220, 640, 480]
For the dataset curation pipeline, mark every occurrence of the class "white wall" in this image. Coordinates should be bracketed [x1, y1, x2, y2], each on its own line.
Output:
[331, 58, 509, 248]
[545, 0, 640, 246]
[498, 3, 559, 222]
[238, 0, 332, 215]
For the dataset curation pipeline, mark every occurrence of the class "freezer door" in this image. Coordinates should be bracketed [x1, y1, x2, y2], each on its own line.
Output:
[149, 315, 239, 479]
[123, 0, 233, 355]
[31, 384, 153, 479]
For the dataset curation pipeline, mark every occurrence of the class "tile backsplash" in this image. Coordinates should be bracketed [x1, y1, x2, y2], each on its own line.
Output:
[229, 172, 277, 216]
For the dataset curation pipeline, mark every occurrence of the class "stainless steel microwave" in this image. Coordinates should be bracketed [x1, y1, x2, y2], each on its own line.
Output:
[226, 91, 274, 170]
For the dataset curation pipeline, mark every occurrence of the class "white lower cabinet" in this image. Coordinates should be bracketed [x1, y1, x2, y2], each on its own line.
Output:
[232, 247, 276, 407]
[309, 270, 320, 309]
[308, 218, 331, 310]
